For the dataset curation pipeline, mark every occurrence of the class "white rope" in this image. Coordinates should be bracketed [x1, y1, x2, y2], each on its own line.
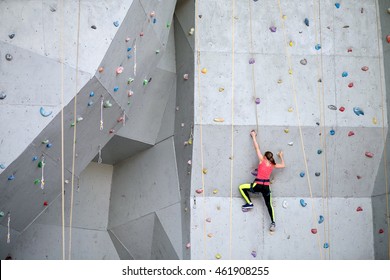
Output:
[100, 96, 104, 130]
[40, 155, 45, 190]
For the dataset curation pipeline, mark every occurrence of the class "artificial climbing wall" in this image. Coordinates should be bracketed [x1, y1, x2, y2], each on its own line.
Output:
[190, 0, 388, 259]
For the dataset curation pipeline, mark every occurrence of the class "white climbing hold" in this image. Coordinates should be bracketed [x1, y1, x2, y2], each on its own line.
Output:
[213, 118, 224, 122]
[188, 27, 195, 35]
[288, 142, 293, 146]
[282, 200, 288, 208]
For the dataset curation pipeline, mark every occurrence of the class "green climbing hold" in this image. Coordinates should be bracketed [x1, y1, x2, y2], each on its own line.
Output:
[34, 179, 41, 185]
[0, 211, 4, 217]
[37, 161, 44, 168]
[215, 253, 221, 259]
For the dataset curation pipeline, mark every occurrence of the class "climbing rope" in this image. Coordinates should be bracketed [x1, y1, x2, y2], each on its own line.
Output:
[276, 0, 323, 259]
[68, 0, 81, 260]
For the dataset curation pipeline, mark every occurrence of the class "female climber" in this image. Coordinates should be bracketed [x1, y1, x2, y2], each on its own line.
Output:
[239, 130, 285, 232]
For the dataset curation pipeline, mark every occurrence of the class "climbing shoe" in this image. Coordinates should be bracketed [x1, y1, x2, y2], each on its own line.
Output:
[269, 222, 276, 232]
[242, 203, 254, 209]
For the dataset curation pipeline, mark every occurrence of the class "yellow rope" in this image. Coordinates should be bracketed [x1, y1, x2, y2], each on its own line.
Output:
[229, 0, 236, 260]
[59, 0, 65, 261]
[68, 0, 81, 260]
[374, 0, 390, 259]
[276, 0, 323, 259]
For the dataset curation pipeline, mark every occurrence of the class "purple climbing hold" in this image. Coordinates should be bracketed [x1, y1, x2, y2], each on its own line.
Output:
[255, 98, 261, 104]
[251, 251, 257, 258]
[269, 26, 277, 32]
[249, 58, 255, 64]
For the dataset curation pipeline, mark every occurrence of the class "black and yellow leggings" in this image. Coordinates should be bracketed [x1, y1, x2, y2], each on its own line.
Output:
[239, 183, 275, 223]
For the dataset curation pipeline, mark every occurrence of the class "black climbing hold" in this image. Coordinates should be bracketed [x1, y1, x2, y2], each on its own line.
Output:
[328, 105, 337, 110]
[304, 18, 309, 26]
[315, 172, 320, 177]
[91, 25, 97, 29]
[198, 15, 202, 18]
[8, 33, 15, 39]
[148, 77, 152, 83]
[0, 92, 6, 100]
[5, 54, 13, 61]
[50, 6, 56, 12]
[316, 122, 320, 126]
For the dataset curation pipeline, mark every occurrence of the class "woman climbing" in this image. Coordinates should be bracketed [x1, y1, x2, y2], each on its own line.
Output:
[239, 130, 285, 232]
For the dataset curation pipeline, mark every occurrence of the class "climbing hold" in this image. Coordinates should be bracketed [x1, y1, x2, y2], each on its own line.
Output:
[300, 172, 305, 177]
[318, 79, 322, 83]
[353, 107, 364, 116]
[8, 33, 15, 39]
[201, 68, 207, 74]
[379, 229, 384, 234]
[103, 100, 112, 108]
[5, 54, 13, 61]
[87, 101, 93, 106]
[356, 206, 363, 212]
[315, 44, 321, 50]
[42, 139, 49, 144]
[282, 200, 288, 208]
[206, 218, 211, 223]
[46, 143, 52, 148]
[98, 67, 104, 73]
[43, 201, 49, 207]
[91, 25, 97, 29]
[37, 161, 44, 168]
[317, 149, 322, 154]
[361, 66, 369, 71]
[76, 117, 83, 123]
[202, 168, 208, 174]
[387, 35, 390, 44]
[127, 90, 134, 97]
[347, 48, 353, 53]
[34, 179, 40, 185]
[114, 86, 119, 92]
[0, 163, 5, 169]
[255, 98, 261, 104]
[166, 22, 171, 28]
[324, 243, 329, 249]
[339, 106, 345, 112]
[218, 87, 224, 92]
[213, 189, 218, 194]
[113, 21, 119, 27]
[343, 25, 350, 29]
[300, 59, 307, 65]
[150, 11, 156, 17]
[328, 105, 337, 110]
[116, 67, 124, 74]
[288, 107, 293, 112]
[304, 18, 309, 26]
[196, 189, 203, 194]
[139, 32, 144, 37]
[342, 71, 348, 77]
[357, 175, 362, 179]
[277, 79, 283, 84]
[365, 152, 374, 158]
[311, 229, 317, 234]
[128, 78, 134, 84]
[40, 107, 53, 117]
[207, 233, 214, 238]
[348, 82, 354, 88]
[335, 3, 340, 8]
[372, 117, 377, 125]
[330, 129, 335, 135]
[0, 92, 6, 100]
[284, 129, 289, 133]
[155, 49, 160, 54]
[183, 74, 189, 80]
[289, 41, 294, 47]
[249, 58, 255, 64]
[300, 199, 307, 207]
[0, 212, 4, 217]
[288, 142, 293, 146]
[109, 129, 115, 134]
[186, 243, 191, 249]
[213, 118, 224, 122]
[89, 91, 95, 97]
[8, 175, 15, 181]
[215, 253, 222, 259]
[251, 251, 257, 258]
[188, 27, 195, 36]
[143, 79, 148, 85]
[348, 131, 355, 137]
[269, 26, 277, 32]
[315, 172, 320, 177]
[318, 215, 324, 224]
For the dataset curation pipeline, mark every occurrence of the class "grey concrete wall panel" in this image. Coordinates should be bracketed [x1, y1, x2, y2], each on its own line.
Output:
[108, 230, 134, 260]
[157, 26, 176, 73]
[155, 202, 183, 258]
[156, 87, 177, 143]
[151, 214, 179, 260]
[36, 162, 113, 231]
[174, 0, 195, 51]
[9, 224, 119, 260]
[109, 213, 156, 260]
[108, 137, 180, 229]
[372, 194, 389, 259]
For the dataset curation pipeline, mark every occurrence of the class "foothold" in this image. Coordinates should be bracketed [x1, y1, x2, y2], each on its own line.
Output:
[318, 215, 324, 224]
[315, 172, 320, 177]
[288, 69, 293, 75]
[150, 11, 156, 17]
[114, 86, 119, 92]
[372, 117, 377, 125]
[348, 82, 354, 88]
[356, 206, 363, 212]
[76, 117, 83, 123]
[49, 6, 56, 12]
[113, 21, 119, 27]
[304, 18, 309, 26]
[353, 107, 364, 116]
[339, 106, 345, 112]
[317, 149, 322, 154]
[46, 143, 52, 148]
[300, 199, 307, 207]
[387, 35, 390, 44]
[5, 54, 13, 61]
[186, 243, 191, 249]
[166, 22, 171, 28]
[90, 91, 95, 97]
[311, 229, 317, 234]
[109, 129, 115, 134]
[43, 201, 49, 206]
[357, 175, 362, 179]
[282, 200, 288, 208]
[125, 37, 130, 42]
[196, 188, 203, 194]
[315, 44, 321, 50]
[300, 59, 307, 65]
[42, 140, 49, 144]
[183, 74, 189, 80]
[342, 71, 348, 77]
[143, 79, 148, 85]
[213, 118, 224, 122]
[128, 78, 134, 84]
[8, 175, 15, 181]
[202, 168, 208, 174]
[379, 229, 384, 234]
[365, 152, 374, 158]
[328, 105, 337, 110]
[300, 172, 305, 177]
[155, 49, 159, 54]
[361, 66, 369, 71]
[188, 27, 195, 35]
[277, 79, 283, 84]
[40, 107, 53, 117]
[249, 58, 255, 64]
[116, 67, 124, 74]
[140, 32, 144, 37]
[0, 92, 6, 100]
[330, 129, 335, 135]
[251, 251, 257, 258]
[343, 25, 349, 29]
[347, 48, 352, 52]
[348, 131, 355, 137]
[206, 218, 211, 223]
[215, 253, 222, 259]
[255, 98, 261, 104]
[288, 142, 293, 146]
[201, 68, 207, 74]
[0, 163, 5, 169]
[335, 3, 340, 9]
[37, 161, 44, 168]
[269, 26, 277, 32]
[98, 67, 104, 73]
[324, 243, 329, 249]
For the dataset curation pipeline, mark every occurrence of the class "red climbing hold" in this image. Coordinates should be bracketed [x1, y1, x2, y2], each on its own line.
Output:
[379, 229, 384, 234]
[348, 131, 355, 137]
[365, 152, 374, 158]
[339, 106, 345, 112]
[356, 206, 363, 212]
[361, 66, 369, 71]
[43, 201, 48, 206]
[311, 229, 317, 234]
[348, 82, 354, 88]
[387, 35, 390, 44]
[196, 189, 203, 194]
[347, 48, 352, 53]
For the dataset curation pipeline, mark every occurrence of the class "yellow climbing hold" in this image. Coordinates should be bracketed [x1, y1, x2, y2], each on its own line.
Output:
[277, 79, 283, 84]
[215, 253, 222, 259]
[282, 15, 287, 20]
[284, 128, 289, 133]
[213, 118, 224, 122]
[218, 87, 224, 92]
[372, 117, 377, 125]
[213, 189, 218, 194]
[288, 107, 293, 112]
[188, 138, 193, 145]
[201, 68, 207, 74]
[202, 168, 208, 174]
[289, 41, 294, 47]
[288, 69, 293, 75]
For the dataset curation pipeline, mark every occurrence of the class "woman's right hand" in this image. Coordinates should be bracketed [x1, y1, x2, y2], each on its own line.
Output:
[277, 151, 283, 157]
[250, 130, 257, 138]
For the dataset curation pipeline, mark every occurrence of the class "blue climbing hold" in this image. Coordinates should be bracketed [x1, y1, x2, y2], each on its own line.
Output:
[153, 18, 157, 24]
[353, 107, 364, 116]
[315, 44, 321, 50]
[46, 143, 52, 148]
[335, 3, 340, 9]
[317, 149, 322, 154]
[318, 215, 324, 224]
[324, 242, 329, 249]
[40, 107, 53, 117]
[114, 87, 119, 92]
[8, 175, 15, 181]
[342, 71, 348, 77]
[330, 129, 335, 135]
[300, 172, 305, 178]
[32, 156, 38, 161]
[88, 101, 93, 106]
[127, 55, 132, 59]
[0, 163, 5, 169]
[300, 199, 307, 207]
[90, 91, 95, 97]
[113, 21, 119, 27]
[127, 47, 132, 52]
[304, 18, 309, 26]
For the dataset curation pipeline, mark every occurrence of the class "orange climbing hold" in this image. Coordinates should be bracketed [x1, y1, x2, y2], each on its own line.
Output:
[201, 68, 207, 74]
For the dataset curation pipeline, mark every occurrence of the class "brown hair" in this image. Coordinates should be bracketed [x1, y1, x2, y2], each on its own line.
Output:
[265, 151, 276, 165]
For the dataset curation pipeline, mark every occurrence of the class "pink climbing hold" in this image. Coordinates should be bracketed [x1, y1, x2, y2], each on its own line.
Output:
[379, 229, 384, 234]
[361, 66, 369, 71]
[356, 206, 363, 212]
[365, 152, 374, 158]
[348, 82, 354, 88]
[348, 131, 355, 137]
[339, 106, 345, 112]
[117, 117, 124, 123]
[186, 243, 191, 249]
[109, 129, 115, 134]
[311, 229, 317, 234]
[196, 188, 203, 194]
[255, 98, 260, 105]
[116, 66, 124, 74]
[183, 74, 189, 80]
[140, 32, 144, 37]
[269, 26, 277, 32]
